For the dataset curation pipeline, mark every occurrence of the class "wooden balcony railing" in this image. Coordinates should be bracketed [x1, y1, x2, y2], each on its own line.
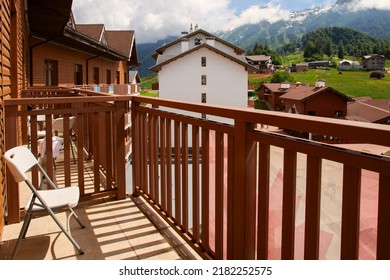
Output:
[72, 84, 140, 95]
[130, 96, 390, 260]
[4, 87, 131, 224]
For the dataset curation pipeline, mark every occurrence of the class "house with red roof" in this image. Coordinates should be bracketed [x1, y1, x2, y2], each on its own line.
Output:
[258, 81, 353, 118]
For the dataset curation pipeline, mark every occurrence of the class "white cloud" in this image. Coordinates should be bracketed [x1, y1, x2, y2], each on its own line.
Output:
[72, 0, 291, 43]
[345, 0, 390, 11]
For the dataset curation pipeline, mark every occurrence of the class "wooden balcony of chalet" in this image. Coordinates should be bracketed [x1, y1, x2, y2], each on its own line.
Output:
[1, 87, 390, 260]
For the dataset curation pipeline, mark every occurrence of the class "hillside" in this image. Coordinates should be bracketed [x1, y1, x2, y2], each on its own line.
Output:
[219, 5, 390, 52]
[301, 27, 390, 58]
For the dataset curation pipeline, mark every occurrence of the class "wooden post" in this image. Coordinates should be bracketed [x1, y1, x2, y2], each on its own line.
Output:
[5, 105, 20, 223]
[228, 120, 256, 259]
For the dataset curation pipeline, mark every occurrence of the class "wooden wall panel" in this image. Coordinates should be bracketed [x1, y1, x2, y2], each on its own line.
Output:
[0, 0, 12, 241]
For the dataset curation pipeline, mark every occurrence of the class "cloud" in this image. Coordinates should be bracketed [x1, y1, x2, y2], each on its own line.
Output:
[345, 0, 390, 11]
[72, 0, 291, 43]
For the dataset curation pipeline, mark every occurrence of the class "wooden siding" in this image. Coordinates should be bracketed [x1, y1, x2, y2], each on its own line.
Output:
[31, 42, 127, 87]
[0, 0, 12, 241]
[0, 0, 27, 241]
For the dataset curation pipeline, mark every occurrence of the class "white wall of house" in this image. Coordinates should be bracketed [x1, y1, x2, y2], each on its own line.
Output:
[158, 47, 247, 123]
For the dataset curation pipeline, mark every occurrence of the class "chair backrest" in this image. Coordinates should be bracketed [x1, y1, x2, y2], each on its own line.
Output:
[52, 116, 76, 134]
[4, 146, 39, 183]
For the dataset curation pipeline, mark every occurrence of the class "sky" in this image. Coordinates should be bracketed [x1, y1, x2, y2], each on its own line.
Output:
[72, 0, 390, 44]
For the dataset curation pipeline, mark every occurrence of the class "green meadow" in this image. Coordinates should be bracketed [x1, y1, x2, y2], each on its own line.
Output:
[290, 69, 390, 99]
[250, 68, 390, 99]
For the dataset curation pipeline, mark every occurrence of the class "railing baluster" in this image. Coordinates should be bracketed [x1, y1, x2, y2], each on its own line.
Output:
[201, 128, 210, 253]
[152, 115, 159, 204]
[166, 119, 173, 216]
[76, 112, 85, 195]
[148, 114, 155, 199]
[341, 165, 361, 260]
[215, 131, 224, 259]
[160, 117, 167, 210]
[257, 143, 270, 260]
[182, 123, 189, 231]
[281, 149, 297, 260]
[174, 121, 181, 224]
[192, 125, 200, 242]
[304, 155, 322, 260]
[376, 174, 390, 260]
[93, 112, 100, 193]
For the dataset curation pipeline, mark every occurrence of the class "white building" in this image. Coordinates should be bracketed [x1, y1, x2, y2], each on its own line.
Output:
[150, 28, 256, 123]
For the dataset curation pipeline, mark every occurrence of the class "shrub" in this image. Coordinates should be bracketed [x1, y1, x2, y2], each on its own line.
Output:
[369, 71, 385, 79]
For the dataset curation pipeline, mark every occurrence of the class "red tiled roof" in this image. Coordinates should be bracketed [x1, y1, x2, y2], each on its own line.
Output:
[105, 30, 134, 57]
[347, 99, 390, 123]
[76, 24, 104, 41]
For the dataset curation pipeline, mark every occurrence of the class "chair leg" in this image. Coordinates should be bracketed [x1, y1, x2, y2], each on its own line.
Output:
[46, 206, 84, 255]
[69, 139, 76, 164]
[11, 196, 36, 259]
[69, 208, 85, 229]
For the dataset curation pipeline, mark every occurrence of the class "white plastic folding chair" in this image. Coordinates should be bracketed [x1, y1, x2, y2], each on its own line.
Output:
[4, 146, 84, 259]
[52, 116, 77, 163]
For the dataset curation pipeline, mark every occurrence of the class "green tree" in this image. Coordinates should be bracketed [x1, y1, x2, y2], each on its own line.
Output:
[338, 41, 345, 60]
[270, 71, 295, 83]
[324, 38, 333, 57]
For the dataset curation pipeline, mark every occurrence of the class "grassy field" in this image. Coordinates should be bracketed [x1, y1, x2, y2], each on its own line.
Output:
[290, 69, 390, 99]
[250, 68, 390, 99]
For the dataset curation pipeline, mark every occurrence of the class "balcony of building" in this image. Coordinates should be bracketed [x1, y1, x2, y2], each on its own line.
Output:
[1, 87, 390, 260]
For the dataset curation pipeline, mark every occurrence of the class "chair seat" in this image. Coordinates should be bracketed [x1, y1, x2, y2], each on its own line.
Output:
[28, 186, 80, 211]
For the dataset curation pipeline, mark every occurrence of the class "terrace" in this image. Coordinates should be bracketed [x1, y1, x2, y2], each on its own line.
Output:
[1, 87, 390, 260]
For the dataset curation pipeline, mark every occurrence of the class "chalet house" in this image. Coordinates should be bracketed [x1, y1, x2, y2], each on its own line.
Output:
[362, 54, 386, 71]
[30, 13, 139, 90]
[347, 97, 390, 125]
[150, 28, 257, 122]
[245, 55, 273, 72]
[258, 82, 353, 118]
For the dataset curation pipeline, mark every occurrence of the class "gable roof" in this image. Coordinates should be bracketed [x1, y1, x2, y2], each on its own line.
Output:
[76, 24, 105, 42]
[347, 99, 390, 123]
[106, 30, 139, 66]
[262, 83, 353, 102]
[153, 29, 245, 56]
[150, 43, 256, 73]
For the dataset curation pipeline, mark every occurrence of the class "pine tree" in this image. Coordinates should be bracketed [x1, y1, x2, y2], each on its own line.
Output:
[338, 41, 345, 60]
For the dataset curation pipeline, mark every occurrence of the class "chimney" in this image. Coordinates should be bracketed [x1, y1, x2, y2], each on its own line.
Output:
[280, 83, 290, 89]
[206, 37, 215, 47]
[315, 79, 325, 87]
[181, 38, 189, 52]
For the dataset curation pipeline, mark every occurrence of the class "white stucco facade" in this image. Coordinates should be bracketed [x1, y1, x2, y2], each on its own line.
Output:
[151, 29, 252, 124]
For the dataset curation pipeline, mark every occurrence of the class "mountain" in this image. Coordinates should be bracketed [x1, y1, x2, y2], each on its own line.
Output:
[134, 36, 178, 77]
[136, 1, 390, 77]
[218, 3, 390, 51]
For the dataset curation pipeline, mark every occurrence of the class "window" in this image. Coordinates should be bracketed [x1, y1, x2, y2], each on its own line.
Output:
[201, 57, 206, 67]
[106, 69, 111, 84]
[74, 64, 83, 85]
[335, 110, 343, 117]
[45, 59, 58, 86]
[116, 71, 120, 84]
[93, 67, 99, 84]
[201, 75, 207, 85]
